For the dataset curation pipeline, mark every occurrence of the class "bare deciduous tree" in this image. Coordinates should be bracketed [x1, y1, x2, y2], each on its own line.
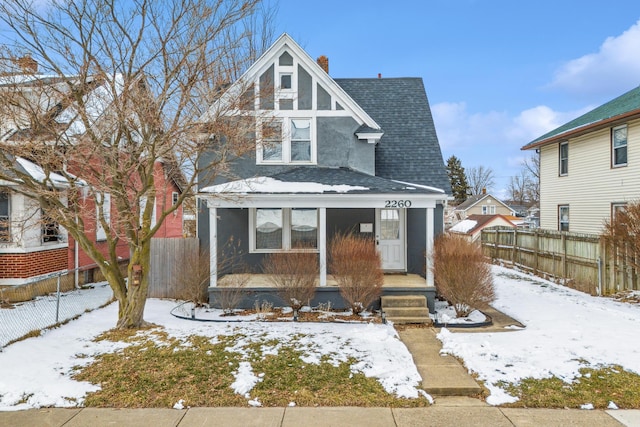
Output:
[466, 165, 495, 196]
[0, 0, 275, 328]
[507, 154, 539, 207]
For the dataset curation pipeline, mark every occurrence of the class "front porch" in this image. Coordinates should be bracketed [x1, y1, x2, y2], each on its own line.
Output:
[210, 273, 437, 313]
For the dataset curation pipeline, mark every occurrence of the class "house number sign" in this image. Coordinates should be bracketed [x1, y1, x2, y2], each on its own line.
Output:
[384, 200, 412, 208]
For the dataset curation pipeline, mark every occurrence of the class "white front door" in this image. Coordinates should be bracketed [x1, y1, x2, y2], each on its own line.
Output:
[376, 208, 406, 271]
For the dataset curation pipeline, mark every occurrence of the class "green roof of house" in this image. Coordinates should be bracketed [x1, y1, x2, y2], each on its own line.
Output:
[522, 85, 640, 150]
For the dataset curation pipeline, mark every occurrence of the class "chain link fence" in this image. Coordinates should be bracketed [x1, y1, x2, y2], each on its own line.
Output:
[0, 270, 114, 349]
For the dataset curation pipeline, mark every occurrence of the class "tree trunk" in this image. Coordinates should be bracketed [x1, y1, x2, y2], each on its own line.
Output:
[115, 241, 152, 329]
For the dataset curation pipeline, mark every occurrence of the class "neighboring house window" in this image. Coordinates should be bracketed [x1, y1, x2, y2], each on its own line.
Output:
[559, 141, 568, 176]
[42, 210, 60, 242]
[0, 191, 9, 242]
[481, 205, 496, 215]
[258, 118, 313, 164]
[96, 193, 111, 241]
[558, 205, 569, 232]
[612, 125, 628, 167]
[612, 203, 627, 221]
[252, 208, 318, 251]
[172, 192, 179, 206]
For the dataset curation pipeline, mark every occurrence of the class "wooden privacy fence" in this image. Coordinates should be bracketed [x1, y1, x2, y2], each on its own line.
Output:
[149, 237, 200, 298]
[481, 227, 639, 295]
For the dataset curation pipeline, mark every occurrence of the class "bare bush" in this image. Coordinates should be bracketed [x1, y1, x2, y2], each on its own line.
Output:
[329, 232, 383, 315]
[262, 251, 318, 311]
[215, 238, 250, 314]
[175, 247, 210, 307]
[603, 201, 640, 271]
[432, 234, 494, 317]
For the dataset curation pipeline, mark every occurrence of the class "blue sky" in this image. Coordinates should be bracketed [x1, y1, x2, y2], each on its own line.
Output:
[275, 0, 640, 196]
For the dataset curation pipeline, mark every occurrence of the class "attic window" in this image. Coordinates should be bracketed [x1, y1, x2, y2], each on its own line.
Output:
[279, 51, 293, 66]
[280, 73, 292, 89]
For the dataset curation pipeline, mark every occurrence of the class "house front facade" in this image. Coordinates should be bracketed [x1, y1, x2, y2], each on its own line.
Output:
[451, 193, 514, 224]
[523, 86, 640, 234]
[197, 34, 451, 310]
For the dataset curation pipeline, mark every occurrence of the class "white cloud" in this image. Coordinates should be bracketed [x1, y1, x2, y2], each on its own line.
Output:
[548, 19, 640, 98]
[432, 102, 589, 197]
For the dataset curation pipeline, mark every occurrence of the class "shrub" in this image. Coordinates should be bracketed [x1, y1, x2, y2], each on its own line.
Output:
[216, 239, 250, 314]
[432, 233, 494, 317]
[262, 250, 318, 311]
[175, 247, 210, 307]
[603, 201, 640, 271]
[329, 232, 383, 315]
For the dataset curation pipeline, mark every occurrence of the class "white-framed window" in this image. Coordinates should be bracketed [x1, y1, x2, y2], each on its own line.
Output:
[558, 205, 569, 232]
[481, 205, 496, 215]
[612, 125, 628, 167]
[172, 192, 179, 206]
[559, 141, 568, 176]
[41, 209, 60, 243]
[250, 208, 318, 252]
[258, 117, 314, 164]
[612, 202, 627, 221]
[0, 191, 10, 242]
[96, 192, 111, 241]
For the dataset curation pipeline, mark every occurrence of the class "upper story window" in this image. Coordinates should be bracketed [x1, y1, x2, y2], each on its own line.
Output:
[558, 205, 569, 232]
[96, 193, 111, 241]
[172, 192, 179, 206]
[258, 118, 314, 164]
[559, 141, 568, 176]
[481, 205, 496, 215]
[0, 191, 9, 242]
[612, 125, 627, 167]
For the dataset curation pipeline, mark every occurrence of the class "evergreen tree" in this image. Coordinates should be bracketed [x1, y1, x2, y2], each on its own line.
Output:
[446, 155, 469, 204]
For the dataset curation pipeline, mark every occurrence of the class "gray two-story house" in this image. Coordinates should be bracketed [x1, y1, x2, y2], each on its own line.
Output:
[196, 34, 451, 311]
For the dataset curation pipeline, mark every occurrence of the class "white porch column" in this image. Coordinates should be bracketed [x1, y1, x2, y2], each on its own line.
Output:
[209, 207, 218, 287]
[319, 207, 327, 286]
[426, 207, 434, 287]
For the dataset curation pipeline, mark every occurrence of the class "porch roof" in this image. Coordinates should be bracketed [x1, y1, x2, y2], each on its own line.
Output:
[201, 166, 445, 195]
[198, 167, 446, 208]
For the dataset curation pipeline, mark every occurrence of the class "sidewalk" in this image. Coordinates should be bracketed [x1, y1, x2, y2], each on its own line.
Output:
[2, 402, 638, 426]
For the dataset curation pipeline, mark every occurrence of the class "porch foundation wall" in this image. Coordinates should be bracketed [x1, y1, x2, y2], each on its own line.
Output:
[208, 286, 436, 313]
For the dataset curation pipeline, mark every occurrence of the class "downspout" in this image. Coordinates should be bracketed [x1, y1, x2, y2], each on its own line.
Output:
[597, 257, 602, 296]
[74, 226, 79, 288]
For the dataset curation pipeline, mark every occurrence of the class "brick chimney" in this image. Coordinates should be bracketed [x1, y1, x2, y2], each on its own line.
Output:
[317, 55, 329, 74]
[16, 55, 38, 73]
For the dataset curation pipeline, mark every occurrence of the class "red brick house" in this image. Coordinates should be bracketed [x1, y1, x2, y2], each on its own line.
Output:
[1, 71, 184, 287]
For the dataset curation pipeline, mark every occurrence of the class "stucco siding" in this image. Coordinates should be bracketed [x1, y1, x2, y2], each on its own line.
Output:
[539, 118, 640, 233]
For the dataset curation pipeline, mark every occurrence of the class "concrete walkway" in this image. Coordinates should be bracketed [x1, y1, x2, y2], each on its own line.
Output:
[1, 402, 637, 426]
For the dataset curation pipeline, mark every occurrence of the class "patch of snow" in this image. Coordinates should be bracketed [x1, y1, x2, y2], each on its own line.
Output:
[608, 401, 619, 410]
[200, 177, 368, 194]
[449, 219, 477, 233]
[438, 265, 640, 405]
[581, 403, 594, 410]
[172, 399, 185, 410]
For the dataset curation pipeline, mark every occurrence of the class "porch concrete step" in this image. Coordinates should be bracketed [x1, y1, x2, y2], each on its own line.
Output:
[387, 316, 433, 325]
[383, 307, 430, 318]
[381, 295, 427, 308]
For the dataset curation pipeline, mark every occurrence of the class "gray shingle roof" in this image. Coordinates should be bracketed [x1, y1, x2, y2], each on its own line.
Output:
[269, 166, 444, 194]
[335, 78, 451, 195]
[523, 85, 640, 149]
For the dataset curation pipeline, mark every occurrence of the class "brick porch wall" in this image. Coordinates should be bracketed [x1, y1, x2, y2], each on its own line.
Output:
[0, 248, 67, 279]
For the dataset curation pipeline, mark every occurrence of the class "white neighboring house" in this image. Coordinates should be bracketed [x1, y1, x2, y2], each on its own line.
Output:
[0, 156, 70, 285]
[523, 86, 640, 234]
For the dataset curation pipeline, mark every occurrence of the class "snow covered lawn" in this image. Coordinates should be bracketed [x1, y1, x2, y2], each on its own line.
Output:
[438, 265, 640, 405]
[0, 299, 424, 410]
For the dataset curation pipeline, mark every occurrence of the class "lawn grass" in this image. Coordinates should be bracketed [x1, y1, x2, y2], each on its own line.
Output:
[500, 365, 640, 409]
[73, 326, 429, 408]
